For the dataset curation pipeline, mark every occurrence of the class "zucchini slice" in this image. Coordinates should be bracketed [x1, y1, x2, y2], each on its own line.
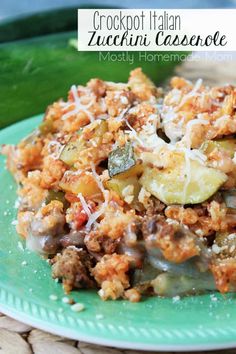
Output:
[45, 190, 69, 209]
[108, 143, 136, 178]
[106, 176, 141, 201]
[59, 139, 84, 167]
[60, 120, 108, 167]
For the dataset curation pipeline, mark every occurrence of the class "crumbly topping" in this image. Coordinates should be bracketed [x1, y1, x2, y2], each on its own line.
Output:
[4, 68, 236, 301]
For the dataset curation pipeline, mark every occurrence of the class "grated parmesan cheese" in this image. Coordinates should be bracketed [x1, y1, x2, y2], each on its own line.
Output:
[85, 164, 109, 231]
[177, 78, 203, 109]
[125, 119, 144, 147]
[61, 85, 95, 122]
[77, 193, 92, 218]
[47, 140, 65, 160]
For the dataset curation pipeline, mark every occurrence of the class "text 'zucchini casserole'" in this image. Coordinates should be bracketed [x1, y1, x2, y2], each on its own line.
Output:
[3, 68, 236, 302]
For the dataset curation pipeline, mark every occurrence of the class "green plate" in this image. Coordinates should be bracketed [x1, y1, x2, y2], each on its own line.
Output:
[1, 115, 236, 351]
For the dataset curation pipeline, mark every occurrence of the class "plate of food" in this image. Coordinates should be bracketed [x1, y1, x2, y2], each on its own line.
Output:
[1, 67, 236, 352]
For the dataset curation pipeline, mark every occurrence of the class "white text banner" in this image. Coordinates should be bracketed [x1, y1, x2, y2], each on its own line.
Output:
[77, 9, 236, 51]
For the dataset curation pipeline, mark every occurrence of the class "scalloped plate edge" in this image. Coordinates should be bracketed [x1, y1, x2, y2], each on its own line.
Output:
[0, 294, 236, 352]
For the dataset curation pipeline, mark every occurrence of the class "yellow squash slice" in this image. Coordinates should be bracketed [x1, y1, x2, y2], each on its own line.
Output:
[201, 138, 236, 158]
[140, 154, 227, 205]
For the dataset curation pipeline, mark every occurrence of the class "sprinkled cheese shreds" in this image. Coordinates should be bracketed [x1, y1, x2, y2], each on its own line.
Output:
[61, 85, 95, 122]
[47, 141, 65, 160]
[177, 78, 203, 109]
[84, 163, 110, 230]
[5, 68, 236, 302]
[77, 193, 92, 218]
[125, 118, 144, 147]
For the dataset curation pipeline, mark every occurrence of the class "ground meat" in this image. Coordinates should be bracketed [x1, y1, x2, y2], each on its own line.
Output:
[84, 231, 119, 254]
[92, 254, 132, 300]
[84, 231, 101, 253]
[51, 247, 95, 293]
[142, 216, 200, 263]
[145, 197, 165, 216]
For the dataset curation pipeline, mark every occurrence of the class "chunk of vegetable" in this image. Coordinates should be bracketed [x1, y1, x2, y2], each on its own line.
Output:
[115, 164, 143, 180]
[201, 138, 236, 158]
[214, 232, 236, 258]
[59, 138, 84, 167]
[108, 143, 136, 178]
[95, 119, 108, 135]
[140, 155, 227, 205]
[106, 176, 141, 201]
[151, 273, 215, 297]
[60, 120, 108, 167]
[132, 259, 160, 286]
[45, 190, 69, 209]
[222, 190, 236, 209]
[148, 255, 207, 278]
[59, 172, 102, 199]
